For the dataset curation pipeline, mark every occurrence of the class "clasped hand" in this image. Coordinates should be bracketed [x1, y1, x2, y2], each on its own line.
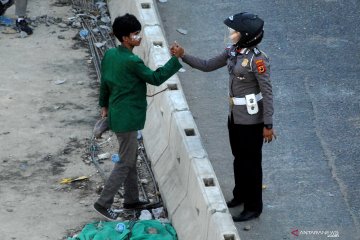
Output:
[170, 41, 184, 58]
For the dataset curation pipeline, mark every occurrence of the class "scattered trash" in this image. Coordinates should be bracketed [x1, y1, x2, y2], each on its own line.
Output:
[92, 27, 99, 34]
[137, 130, 142, 140]
[0, 16, 14, 26]
[243, 225, 251, 231]
[178, 68, 186, 72]
[79, 29, 89, 39]
[97, 152, 110, 160]
[176, 28, 188, 35]
[94, 41, 107, 48]
[99, 25, 111, 31]
[95, 2, 106, 9]
[68, 221, 177, 240]
[2, 27, 17, 34]
[54, 0, 71, 7]
[262, 184, 267, 190]
[113, 208, 126, 213]
[19, 162, 28, 171]
[139, 210, 152, 220]
[111, 153, 120, 163]
[93, 117, 109, 138]
[140, 179, 149, 184]
[58, 22, 68, 28]
[54, 79, 66, 85]
[19, 31, 28, 38]
[72, 21, 81, 28]
[115, 223, 126, 233]
[151, 207, 164, 219]
[328, 192, 334, 197]
[60, 176, 89, 184]
[100, 16, 111, 23]
[54, 104, 65, 110]
[97, 138, 112, 148]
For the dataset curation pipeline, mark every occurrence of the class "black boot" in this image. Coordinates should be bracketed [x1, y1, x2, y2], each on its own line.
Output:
[232, 210, 261, 222]
[16, 18, 33, 35]
[226, 198, 243, 208]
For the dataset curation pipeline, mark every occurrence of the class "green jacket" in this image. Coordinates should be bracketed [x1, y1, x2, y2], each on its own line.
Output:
[99, 45, 182, 132]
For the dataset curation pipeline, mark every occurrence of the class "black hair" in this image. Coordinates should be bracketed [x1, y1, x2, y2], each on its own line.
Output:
[112, 13, 141, 42]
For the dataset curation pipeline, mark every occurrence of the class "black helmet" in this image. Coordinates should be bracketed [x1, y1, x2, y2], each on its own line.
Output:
[224, 12, 264, 48]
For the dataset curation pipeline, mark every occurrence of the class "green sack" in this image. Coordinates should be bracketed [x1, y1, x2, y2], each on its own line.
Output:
[68, 220, 177, 240]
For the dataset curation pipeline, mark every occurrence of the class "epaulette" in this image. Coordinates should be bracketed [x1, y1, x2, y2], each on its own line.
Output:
[253, 47, 261, 56]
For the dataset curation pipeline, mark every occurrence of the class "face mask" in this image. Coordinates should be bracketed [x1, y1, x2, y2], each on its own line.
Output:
[131, 33, 141, 41]
[228, 27, 241, 44]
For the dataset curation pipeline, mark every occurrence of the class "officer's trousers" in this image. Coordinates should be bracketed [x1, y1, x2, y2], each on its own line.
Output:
[15, 0, 27, 17]
[96, 131, 139, 209]
[228, 117, 263, 213]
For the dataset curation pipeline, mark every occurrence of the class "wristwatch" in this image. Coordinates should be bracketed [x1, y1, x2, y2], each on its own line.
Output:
[264, 124, 273, 130]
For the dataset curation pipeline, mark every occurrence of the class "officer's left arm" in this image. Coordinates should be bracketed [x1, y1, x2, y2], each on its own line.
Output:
[127, 55, 182, 86]
[253, 55, 273, 125]
[253, 55, 275, 142]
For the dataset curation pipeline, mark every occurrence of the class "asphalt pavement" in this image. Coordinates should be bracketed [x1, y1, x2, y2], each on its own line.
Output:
[156, 0, 360, 239]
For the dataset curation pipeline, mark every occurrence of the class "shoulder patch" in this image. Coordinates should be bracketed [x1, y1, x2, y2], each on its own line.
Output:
[255, 59, 266, 74]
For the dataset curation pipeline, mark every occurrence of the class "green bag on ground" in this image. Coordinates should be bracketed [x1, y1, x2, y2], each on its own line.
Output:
[68, 220, 177, 240]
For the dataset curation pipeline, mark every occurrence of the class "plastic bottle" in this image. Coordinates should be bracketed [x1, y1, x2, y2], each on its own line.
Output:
[79, 29, 89, 39]
[139, 210, 152, 220]
[137, 130, 142, 140]
[111, 153, 120, 163]
[115, 223, 126, 233]
[0, 16, 13, 26]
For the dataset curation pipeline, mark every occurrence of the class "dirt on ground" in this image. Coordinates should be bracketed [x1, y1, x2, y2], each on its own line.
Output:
[0, 1, 108, 239]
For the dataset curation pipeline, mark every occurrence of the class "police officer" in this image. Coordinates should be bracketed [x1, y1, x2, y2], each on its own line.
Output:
[171, 12, 275, 222]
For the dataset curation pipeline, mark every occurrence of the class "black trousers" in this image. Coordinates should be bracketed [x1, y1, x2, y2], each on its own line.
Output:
[228, 116, 264, 213]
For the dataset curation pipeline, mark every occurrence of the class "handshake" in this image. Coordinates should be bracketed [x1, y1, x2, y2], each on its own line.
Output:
[170, 41, 185, 58]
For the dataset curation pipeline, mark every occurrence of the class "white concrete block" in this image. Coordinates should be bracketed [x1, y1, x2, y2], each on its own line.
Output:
[135, 0, 160, 26]
[207, 212, 240, 240]
[184, 157, 228, 238]
[171, 197, 203, 240]
[143, 100, 168, 165]
[170, 111, 207, 159]
[108, 0, 138, 22]
[153, 90, 188, 135]
[147, 45, 171, 70]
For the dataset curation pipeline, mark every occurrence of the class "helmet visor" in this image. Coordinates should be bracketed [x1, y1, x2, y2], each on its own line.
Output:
[224, 27, 241, 45]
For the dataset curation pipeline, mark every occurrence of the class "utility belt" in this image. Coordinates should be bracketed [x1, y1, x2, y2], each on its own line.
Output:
[229, 92, 263, 115]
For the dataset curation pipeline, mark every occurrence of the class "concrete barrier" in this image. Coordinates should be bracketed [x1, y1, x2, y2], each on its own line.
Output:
[107, 0, 240, 239]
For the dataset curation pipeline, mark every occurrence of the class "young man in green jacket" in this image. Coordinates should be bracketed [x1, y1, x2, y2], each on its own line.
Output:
[93, 13, 184, 220]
